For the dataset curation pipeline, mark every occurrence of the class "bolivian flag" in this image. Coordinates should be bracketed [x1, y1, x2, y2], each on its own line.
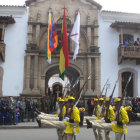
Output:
[59, 8, 69, 80]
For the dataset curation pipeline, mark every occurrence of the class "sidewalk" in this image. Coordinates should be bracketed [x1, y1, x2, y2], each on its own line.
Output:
[0, 122, 38, 129]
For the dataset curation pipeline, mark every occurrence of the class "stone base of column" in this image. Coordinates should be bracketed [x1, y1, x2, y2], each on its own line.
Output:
[85, 89, 93, 96]
[94, 90, 101, 96]
[32, 88, 40, 94]
[22, 89, 32, 94]
[21, 89, 41, 97]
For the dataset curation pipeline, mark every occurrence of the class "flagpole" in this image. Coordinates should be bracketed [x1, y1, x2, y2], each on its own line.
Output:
[64, 0, 66, 8]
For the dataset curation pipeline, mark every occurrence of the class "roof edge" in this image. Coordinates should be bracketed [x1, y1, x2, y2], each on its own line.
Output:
[86, 0, 102, 10]
[0, 5, 26, 8]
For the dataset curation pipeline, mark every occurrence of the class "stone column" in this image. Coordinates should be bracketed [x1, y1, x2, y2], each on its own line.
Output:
[87, 15, 91, 48]
[88, 57, 91, 90]
[32, 54, 39, 94]
[86, 56, 93, 95]
[36, 25, 40, 43]
[80, 76, 84, 89]
[80, 76, 86, 95]
[94, 57, 100, 95]
[23, 54, 31, 94]
[94, 26, 98, 47]
[87, 27, 91, 47]
[41, 75, 45, 95]
[28, 24, 33, 43]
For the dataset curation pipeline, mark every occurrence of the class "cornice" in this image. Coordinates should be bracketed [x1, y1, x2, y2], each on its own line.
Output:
[101, 10, 140, 23]
[25, 0, 102, 10]
[0, 5, 27, 16]
[80, 0, 102, 10]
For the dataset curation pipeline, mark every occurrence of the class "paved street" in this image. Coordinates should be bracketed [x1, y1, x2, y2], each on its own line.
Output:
[0, 125, 140, 140]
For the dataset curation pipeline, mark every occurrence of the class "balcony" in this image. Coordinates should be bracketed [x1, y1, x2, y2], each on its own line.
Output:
[118, 45, 140, 65]
[0, 42, 5, 62]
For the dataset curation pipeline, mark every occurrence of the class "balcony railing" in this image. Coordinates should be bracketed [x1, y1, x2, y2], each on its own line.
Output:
[118, 45, 140, 64]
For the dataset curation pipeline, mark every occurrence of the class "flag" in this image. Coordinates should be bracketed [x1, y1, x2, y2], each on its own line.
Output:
[46, 10, 58, 64]
[71, 11, 80, 61]
[59, 8, 69, 80]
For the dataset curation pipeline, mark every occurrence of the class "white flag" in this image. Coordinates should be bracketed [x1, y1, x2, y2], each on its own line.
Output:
[71, 11, 80, 61]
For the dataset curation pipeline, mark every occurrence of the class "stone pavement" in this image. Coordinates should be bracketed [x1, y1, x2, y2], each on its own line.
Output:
[0, 121, 140, 129]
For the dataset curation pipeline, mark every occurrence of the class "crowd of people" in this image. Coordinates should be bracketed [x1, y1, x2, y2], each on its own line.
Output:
[120, 37, 140, 47]
[0, 94, 57, 125]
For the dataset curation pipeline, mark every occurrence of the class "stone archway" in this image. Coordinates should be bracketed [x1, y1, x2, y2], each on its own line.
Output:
[118, 68, 138, 97]
[43, 64, 81, 97]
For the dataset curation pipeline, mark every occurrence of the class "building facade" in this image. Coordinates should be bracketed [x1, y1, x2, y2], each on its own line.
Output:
[0, 5, 28, 96]
[21, 0, 101, 98]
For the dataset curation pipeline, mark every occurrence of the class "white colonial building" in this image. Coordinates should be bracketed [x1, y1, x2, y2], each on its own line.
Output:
[0, 5, 28, 96]
[99, 11, 140, 97]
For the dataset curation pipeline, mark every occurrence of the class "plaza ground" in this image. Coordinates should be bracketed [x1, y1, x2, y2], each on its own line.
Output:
[0, 124, 140, 140]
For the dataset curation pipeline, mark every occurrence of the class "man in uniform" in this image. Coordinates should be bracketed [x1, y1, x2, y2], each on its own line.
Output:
[86, 98, 129, 140]
[36, 96, 80, 140]
[103, 97, 115, 140]
[94, 98, 104, 140]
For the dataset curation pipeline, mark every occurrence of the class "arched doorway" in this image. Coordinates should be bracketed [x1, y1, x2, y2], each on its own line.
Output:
[119, 68, 138, 97]
[122, 72, 133, 97]
[52, 83, 63, 97]
[45, 65, 80, 96]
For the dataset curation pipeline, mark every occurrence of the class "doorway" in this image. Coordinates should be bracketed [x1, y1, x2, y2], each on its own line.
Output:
[121, 72, 133, 97]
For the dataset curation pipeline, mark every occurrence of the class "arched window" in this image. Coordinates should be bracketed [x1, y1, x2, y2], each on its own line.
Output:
[119, 68, 138, 97]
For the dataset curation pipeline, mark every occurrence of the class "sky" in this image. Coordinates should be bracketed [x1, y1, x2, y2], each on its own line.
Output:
[0, 0, 140, 14]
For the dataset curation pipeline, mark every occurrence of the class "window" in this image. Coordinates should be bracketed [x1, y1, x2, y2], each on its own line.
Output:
[119, 34, 134, 45]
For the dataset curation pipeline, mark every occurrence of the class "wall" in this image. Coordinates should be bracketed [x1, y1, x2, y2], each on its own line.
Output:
[0, 6, 28, 96]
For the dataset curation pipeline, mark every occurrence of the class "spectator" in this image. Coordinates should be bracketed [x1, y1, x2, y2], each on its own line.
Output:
[9, 97, 16, 125]
[123, 39, 129, 46]
[134, 38, 140, 46]
[36, 98, 42, 112]
[19, 98, 26, 122]
[87, 98, 94, 116]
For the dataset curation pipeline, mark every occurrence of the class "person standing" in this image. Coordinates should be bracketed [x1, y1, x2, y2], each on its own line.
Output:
[104, 98, 115, 140]
[36, 98, 42, 112]
[9, 97, 16, 125]
[19, 98, 26, 122]
[30, 98, 36, 122]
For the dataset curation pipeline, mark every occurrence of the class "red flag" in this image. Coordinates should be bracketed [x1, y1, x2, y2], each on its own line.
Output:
[63, 8, 69, 68]
[59, 8, 69, 80]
